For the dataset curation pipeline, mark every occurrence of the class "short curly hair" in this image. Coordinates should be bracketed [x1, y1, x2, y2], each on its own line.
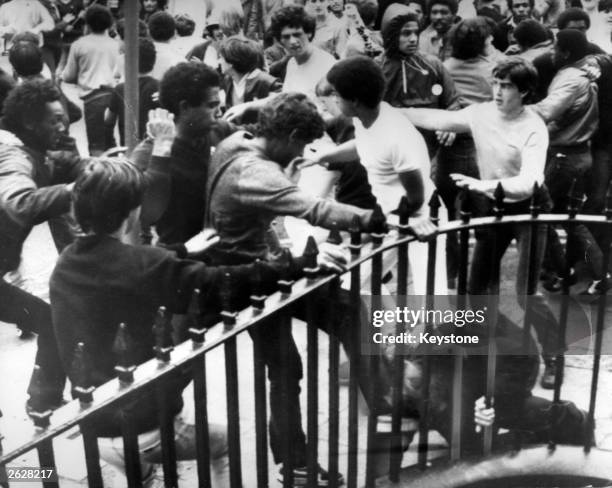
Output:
[3, 79, 61, 135]
[270, 5, 316, 42]
[427, 0, 458, 16]
[327, 56, 385, 109]
[449, 17, 491, 59]
[148, 11, 176, 41]
[257, 92, 324, 143]
[557, 7, 590, 29]
[85, 4, 113, 33]
[383, 12, 421, 59]
[174, 13, 196, 36]
[513, 18, 549, 49]
[159, 62, 220, 116]
[73, 158, 144, 235]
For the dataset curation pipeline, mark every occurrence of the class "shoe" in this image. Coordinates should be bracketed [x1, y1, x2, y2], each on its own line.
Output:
[580, 277, 611, 296]
[542, 269, 577, 292]
[25, 397, 68, 418]
[278, 464, 344, 487]
[338, 360, 350, 386]
[540, 357, 562, 390]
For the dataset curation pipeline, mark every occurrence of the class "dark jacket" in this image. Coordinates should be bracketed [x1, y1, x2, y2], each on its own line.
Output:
[206, 131, 375, 265]
[131, 121, 236, 245]
[50, 234, 300, 437]
[223, 68, 281, 123]
[381, 53, 460, 111]
[0, 133, 76, 272]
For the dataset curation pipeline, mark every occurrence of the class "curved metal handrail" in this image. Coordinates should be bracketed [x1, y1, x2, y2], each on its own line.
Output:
[1, 212, 610, 465]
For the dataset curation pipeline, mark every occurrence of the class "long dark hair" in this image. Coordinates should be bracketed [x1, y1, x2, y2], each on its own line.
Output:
[383, 13, 420, 60]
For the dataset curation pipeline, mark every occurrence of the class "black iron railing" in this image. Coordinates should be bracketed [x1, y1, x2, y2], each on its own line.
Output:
[1, 183, 611, 488]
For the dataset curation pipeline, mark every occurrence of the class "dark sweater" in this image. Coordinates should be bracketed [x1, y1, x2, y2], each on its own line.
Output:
[131, 122, 236, 245]
[50, 234, 301, 437]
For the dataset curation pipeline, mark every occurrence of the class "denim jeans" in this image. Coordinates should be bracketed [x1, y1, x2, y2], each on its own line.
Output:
[97, 411, 230, 487]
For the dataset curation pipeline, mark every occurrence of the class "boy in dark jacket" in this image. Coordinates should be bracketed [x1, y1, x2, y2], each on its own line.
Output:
[50, 128, 308, 482]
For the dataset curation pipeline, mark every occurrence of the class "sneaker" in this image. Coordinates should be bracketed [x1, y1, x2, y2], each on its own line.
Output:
[540, 357, 562, 390]
[278, 464, 344, 487]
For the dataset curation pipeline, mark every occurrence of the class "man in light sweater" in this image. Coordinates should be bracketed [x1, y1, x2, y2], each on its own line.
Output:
[403, 57, 563, 389]
[61, 4, 119, 155]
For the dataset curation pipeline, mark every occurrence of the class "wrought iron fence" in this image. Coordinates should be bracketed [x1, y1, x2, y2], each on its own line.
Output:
[1, 183, 611, 488]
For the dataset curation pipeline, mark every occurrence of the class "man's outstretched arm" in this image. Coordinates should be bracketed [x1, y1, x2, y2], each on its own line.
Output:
[402, 107, 471, 134]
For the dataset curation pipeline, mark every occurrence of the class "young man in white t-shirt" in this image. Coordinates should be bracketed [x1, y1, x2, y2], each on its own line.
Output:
[306, 56, 446, 295]
[403, 57, 562, 389]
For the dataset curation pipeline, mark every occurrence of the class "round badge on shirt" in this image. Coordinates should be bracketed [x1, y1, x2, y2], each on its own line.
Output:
[431, 84, 443, 96]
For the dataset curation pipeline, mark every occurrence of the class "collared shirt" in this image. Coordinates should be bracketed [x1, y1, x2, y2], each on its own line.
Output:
[418, 24, 451, 61]
[231, 69, 262, 106]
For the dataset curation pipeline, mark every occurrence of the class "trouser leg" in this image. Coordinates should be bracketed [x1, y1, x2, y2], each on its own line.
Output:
[0, 278, 66, 408]
[83, 88, 115, 156]
[249, 318, 306, 466]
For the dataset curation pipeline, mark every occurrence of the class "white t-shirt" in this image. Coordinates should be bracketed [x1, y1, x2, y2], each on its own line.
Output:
[353, 102, 433, 215]
[462, 101, 548, 202]
[282, 47, 336, 101]
[151, 42, 185, 80]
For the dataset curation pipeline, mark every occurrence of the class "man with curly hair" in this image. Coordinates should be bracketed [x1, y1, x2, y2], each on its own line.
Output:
[223, 5, 336, 121]
[132, 62, 237, 246]
[0, 80, 80, 414]
[207, 92, 385, 486]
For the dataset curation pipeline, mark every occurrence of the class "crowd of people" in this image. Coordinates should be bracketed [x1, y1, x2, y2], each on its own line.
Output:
[0, 0, 609, 485]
